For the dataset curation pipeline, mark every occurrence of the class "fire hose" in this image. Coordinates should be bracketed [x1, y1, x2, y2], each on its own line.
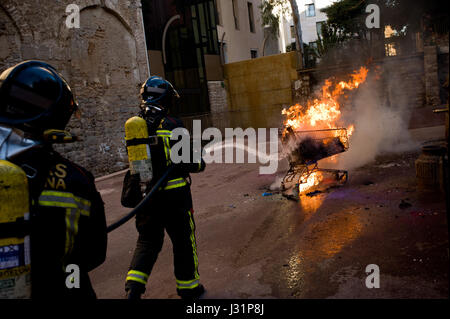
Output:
[106, 166, 174, 233]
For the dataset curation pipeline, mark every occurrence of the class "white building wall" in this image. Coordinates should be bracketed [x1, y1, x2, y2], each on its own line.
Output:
[216, 0, 266, 63]
[299, 0, 330, 44]
[279, 0, 333, 52]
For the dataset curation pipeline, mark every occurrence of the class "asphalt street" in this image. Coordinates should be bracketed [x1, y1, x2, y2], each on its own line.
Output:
[90, 125, 448, 299]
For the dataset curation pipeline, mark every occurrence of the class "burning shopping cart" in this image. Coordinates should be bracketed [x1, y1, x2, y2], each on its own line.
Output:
[281, 127, 350, 197]
[279, 67, 370, 198]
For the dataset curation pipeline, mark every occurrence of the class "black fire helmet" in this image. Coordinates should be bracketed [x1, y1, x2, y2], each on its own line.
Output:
[140, 76, 180, 114]
[0, 60, 78, 132]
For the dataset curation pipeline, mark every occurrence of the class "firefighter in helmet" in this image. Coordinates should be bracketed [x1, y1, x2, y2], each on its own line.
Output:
[124, 76, 206, 300]
[0, 61, 107, 299]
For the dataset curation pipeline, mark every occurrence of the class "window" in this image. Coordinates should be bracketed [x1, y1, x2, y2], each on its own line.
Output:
[247, 2, 255, 33]
[306, 4, 315, 17]
[290, 25, 295, 39]
[191, 2, 220, 55]
[232, 0, 239, 30]
[316, 21, 324, 38]
[250, 49, 258, 59]
[308, 41, 318, 49]
[286, 42, 296, 52]
[385, 43, 397, 56]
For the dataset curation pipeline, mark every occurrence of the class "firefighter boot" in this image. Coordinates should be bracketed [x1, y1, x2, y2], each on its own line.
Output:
[178, 284, 205, 301]
[125, 282, 145, 300]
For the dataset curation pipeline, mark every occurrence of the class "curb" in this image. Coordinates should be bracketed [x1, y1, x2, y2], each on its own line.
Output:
[95, 168, 128, 182]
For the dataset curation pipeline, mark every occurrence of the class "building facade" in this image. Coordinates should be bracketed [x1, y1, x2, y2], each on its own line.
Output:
[278, 0, 332, 52]
[215, 0, 266, 63]
[141, 0, 224, 117]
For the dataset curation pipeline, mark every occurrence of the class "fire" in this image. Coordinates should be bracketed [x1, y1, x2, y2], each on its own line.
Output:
[282, 66, 368, 136]
[299, 171, 323, 193]
[283, 67, 369, 194]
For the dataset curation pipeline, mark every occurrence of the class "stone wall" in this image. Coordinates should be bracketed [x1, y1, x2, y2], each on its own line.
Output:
[0, 0, 149, 176]
[295, 50, 447, 129]
[307, 54, 426, 110]
[437, 46, 449, 105]
[424, 46, 441, 106]
[378, 54, 426, 110]
[207, 80, 229, 133]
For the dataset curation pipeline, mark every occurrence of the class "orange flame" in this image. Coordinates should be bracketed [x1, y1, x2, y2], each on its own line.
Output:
[284, 67, 369, 194]
[282, 66, 368, 136]
[299, 171, 323, 193]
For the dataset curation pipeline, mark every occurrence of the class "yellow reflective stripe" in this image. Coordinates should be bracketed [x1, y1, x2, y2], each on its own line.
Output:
[126, 270, 149, 285]
[39, 200, 77, 209]
[156, 130, 172, 137]
[176, 278, 198, 284]
[39, 191, 91, 216]
[174, 210, 200, 290]
[64, 208, 80, 258]
[188, 211, 199, 280]
[64, 209, 71, 256]
[156, 130, 172, 165]
[126, 276, 147, 285]
[164, 178, 187, 190]
[163, 136, 171, 165]
[198, 161, 202, 171]
[176, 278, 199, 289]
[40, 190, 91, 204]
[128, 270, 149, 280]
[39, 191, 89, 259]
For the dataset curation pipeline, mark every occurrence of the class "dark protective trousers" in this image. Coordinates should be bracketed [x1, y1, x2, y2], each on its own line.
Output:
[125, 184, 200, 295]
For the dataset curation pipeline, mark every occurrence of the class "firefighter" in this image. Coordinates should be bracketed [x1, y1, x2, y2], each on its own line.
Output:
[124, 76, 206, 300]
[0, 61, 107, 299]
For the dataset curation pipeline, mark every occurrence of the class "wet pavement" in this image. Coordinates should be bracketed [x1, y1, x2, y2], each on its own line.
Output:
[90, 125, 448, 299]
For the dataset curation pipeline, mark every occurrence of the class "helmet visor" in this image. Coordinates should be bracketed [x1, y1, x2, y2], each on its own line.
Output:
[0, 64, 63, 125]
[0, 86, 55, 124]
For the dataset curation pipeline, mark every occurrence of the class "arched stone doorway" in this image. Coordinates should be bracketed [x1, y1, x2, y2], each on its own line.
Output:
[62, 6, 142, 174]
[0, 5, 23, 72]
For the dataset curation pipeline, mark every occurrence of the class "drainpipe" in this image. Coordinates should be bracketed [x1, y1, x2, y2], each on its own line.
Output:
[262, 34, 268, 56]
[220, 32, 226, 65]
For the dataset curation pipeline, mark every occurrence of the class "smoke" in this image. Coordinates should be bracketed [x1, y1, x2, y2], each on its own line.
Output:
[270, 176, 285, 191]
[321, 70, 419, 171]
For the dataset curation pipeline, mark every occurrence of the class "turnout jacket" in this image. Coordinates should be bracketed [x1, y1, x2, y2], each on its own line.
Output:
[121, 115, 205, 208]
[13, 148, 107, 299]
[148, 115, 205, 190]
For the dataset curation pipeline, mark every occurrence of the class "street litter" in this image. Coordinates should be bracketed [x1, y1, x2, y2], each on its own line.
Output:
[306, 190, 322, 197]
[399, 200, 412, 209]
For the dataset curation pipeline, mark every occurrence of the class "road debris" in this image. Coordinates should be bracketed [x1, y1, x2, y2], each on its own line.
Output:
[399, 199, 412, 209]
[306, 190, 322, 197]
